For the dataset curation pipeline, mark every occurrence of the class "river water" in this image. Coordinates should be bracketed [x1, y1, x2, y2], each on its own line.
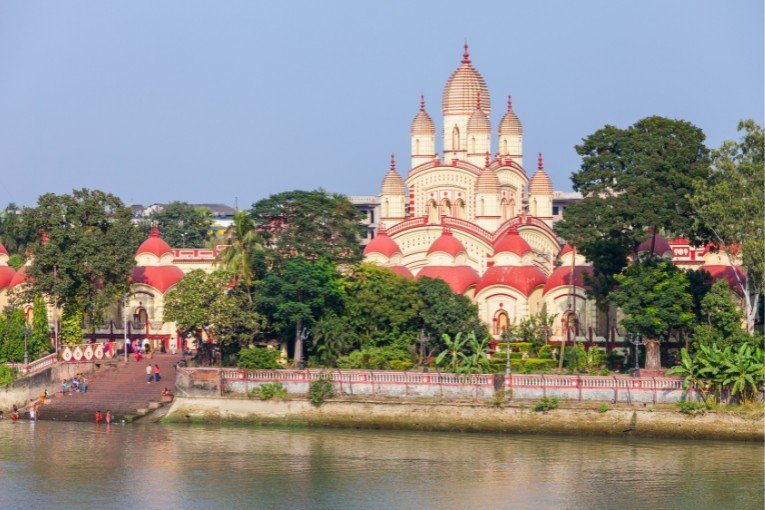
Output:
[0, 421, 761, 509]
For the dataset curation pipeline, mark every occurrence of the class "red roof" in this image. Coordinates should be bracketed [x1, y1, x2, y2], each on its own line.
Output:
[417, 265, 479, 294]
[699, 265, 746, 295]
[559, 243, 574, 256]
[389, 265, 414, 279]
[543, 265, 594, 294]
[8, 265, 28, 289]
[493, 228, 532, 256]
[427, 230, 466, 257]
[0, 243, 8, 256]
[638, 233, 671, 256]
[362, 231, 401, 258]
[130, 265, 184, 294]
[0, 265, 15, 289]
[475, 265, 547, 295]
[136, 225, 172, 258]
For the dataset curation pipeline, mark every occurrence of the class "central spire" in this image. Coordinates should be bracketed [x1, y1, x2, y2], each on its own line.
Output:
[462, 42, 470, 64]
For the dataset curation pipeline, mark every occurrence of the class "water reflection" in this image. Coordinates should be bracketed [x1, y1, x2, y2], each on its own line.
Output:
[0, 421, 761, 509]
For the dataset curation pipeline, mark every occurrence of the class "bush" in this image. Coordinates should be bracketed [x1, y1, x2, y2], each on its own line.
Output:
[336, 346, 410, 370]
[677, 400, 709, 416]
[0, 365, 14, 388]
[308, 375, 335, 407]
[532, 397, 558, 413]
[492, 389, 511, 408]
[598, 403, 608, 413]
[248, 382, 287, 401]
[388, 359, 414, 371]
[506, 342, 533, 353]
[237, 348, 280, 370]
[537, 344, 554, 359]
[521, 358, 557, 373]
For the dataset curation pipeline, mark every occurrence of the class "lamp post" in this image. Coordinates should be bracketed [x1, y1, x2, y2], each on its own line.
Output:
[123, 296, 129, 363]
[627, 333, 643, 372]
[505, 333, 513, 376]
[23, 326, 30, 367]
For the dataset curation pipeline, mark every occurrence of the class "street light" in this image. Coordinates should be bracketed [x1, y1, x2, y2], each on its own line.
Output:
[627, 333, 643, 372]
[123, 295, 129, 363]
[505, 333, 513, 376]
[23, 326, 30, 366]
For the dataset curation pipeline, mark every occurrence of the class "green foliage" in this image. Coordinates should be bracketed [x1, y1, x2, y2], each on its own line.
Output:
[336, 346, 410, 370]
[20, 189, 142, 328]
[309, 312, 356, 367]
[0, 364, 14, 388]
[237, 347, 280, 370]
[611, 258, 694, 341]
[418, 277, 488, 343]
[389, 360, 414, 371]
[308, 375, 335, 407]
[676, 401, 709, 416]
[564, 344, 605, 374]
[493, 389, 510, 408]
[511, 312, 556, 351]
[59, 307, 84, 347]
[598, 403, 608, 413]
[250, 189, 364, 266]
[248, 382, 287, 401]
[686, 269, 714, 323]
[0, 308, 25, 362]
[143, 201, 213, 248]
[532, 397, 559, 413]
[217, 211, 265, 290]
[30, 296, 50, 357]
[0, 203, 29, 258]
[700, 280, 743, 339]
[691, 120, 764, 331]
[7, 254, 24, 270]
[537, 344, 554, 359]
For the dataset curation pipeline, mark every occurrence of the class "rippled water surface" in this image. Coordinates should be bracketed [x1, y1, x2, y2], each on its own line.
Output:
[0, 421, 762, 509]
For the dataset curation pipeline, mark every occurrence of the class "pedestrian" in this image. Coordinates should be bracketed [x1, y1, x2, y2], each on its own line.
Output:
[146, 364, 153, 384]
[105, 410, 112, 425]
[11, 404, 19, 421]
[153, 364, 161, 382]
[33, 402, 39, 421]
[29, 401, 36, 421]
[61, 379, 69, 395]
[80, 375, 88, 394]
[95, 410, 103, 424]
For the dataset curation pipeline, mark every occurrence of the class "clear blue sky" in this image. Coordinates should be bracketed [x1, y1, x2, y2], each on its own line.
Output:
[1, 1, 762, 208]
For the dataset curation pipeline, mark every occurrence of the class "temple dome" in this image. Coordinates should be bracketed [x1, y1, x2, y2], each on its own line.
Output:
[8, 265, 27, 289]
[390, 265, 414, 279]
[418, 265, 479, 294]
[529, 154, 553, 195]
[637, 231, 672, 258]
[543, 266, 594, 295]
[0, 242, 7, 256]
[411, 96, 435, 135]
[136, 226, 173, 258]
[427, 230, 466, 257]
[466, 94, 490, 133]
[493, 228, 533, 256]
[130, 266, 184, 294]
[0, 265, 15, 289]
[475, 265, 547, 295]
[363, 230, 401, 258]
[499, 95, 522, 136]
[381, 154, 406, 196]
[476, 166, 500, 193]
[442, 44, 490, 116]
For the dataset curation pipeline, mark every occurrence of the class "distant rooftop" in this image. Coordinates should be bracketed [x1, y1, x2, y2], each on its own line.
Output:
[129, 203, 237, 218]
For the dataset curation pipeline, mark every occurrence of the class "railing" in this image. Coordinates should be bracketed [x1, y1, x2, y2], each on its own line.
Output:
[222, 369, 495, 386]
[509, 374, 683, 391]
[6, 352, 58, 376]
[386, 217, 428, 236]
[60, 342, 120, 363]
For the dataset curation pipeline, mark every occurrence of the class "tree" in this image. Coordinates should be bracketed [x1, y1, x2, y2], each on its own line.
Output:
[164, 270, 262, 355]
[143, 201, 213, 248]
[59, 306, 84, 346]
[512, 311, 557, 352]
[700, 280, 744, 339]
[434, 332, 467, 373]
[256, 258, 344, 367]
[556, 116, 710, 260]
[20, 189, 142, 329]
[249, 190, 364, 266]
[0, 308, 25, 362]
[30, 295, 51, 357]
[580, 239, 628, 347]
[0, 203, 30, 257]
[691, 120, 764, 332]
[418, 277, 487, 349]
[686, 268, 714, 323]
[610, 258, 694, 370]
[217, 211, 265, 302]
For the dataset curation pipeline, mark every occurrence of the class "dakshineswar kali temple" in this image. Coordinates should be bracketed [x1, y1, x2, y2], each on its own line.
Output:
[362, 44, 745, 342]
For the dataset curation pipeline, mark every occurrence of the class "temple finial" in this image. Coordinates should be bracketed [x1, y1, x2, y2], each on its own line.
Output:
[476, 91, 481, 110]
[390, 153, 396, 171]
[419, 94, 425, 111]
[150, 224, 159, 238]
[537, 152, 543, 170]
[462, 42, 470, 64]
[485, 151, 490, 168]
[507, 94, 513, 112]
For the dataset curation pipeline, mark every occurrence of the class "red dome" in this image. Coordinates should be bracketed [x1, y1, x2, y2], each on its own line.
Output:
[8, 265, 28, 289]
[638, 232, 671, 256]
[418, 265, 479, 294]
[699, 265, 746, 295]
[427, 230, 466, 257]
[0, 265, 15, 289]
[475, 265, 547, 295]
[130, 266, 184, 294]
[363, 231, 401, 258]
[136, 225, 172, 258]
[543, 266, 594, 294]
[390, 266, 414, 279]
[493, 228, 532, 256]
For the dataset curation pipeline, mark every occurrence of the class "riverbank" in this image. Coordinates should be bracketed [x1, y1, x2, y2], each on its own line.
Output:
[162, 395, 764, 442]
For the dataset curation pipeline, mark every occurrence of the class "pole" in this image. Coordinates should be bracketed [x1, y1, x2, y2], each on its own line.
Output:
[123, 296, 128, 363]
[23, 328, 29, 366]
[53, 265, 58, 354]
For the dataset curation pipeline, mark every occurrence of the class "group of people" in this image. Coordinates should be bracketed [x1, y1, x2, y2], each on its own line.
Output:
[61, 374, 88, 395]
[146, 363, 161, 383]
[94, 410, 112, 425]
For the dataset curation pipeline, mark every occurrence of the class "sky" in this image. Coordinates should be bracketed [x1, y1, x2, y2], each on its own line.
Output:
[0, 1, 762, 208]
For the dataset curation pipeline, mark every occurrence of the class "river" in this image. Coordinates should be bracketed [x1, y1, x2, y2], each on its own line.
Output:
[0, 421, 761, 509]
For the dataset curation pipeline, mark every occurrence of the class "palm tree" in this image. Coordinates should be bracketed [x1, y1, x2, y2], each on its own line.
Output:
[667, 348, 708, 405]
[217, 211, 261, 302]
[435, 332, 466, 373]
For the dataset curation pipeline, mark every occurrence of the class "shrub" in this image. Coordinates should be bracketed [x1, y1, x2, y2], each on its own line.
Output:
[507, 342, 533, 353]
[0, 364, 14, 388]
[532, 397, 558, 413]
[389, 359, 414, 371]
[677, 400, 708, 416]
[537, 344, 554, 359]
[336, 346, 410, 370]
[521, 359, 557, 373]
[598, 403, 608, 413]
[308, 375, 335, 407]
[237, 348, 280, 370]
[248, 382, 287, 401]
[492, 388, 511, 408]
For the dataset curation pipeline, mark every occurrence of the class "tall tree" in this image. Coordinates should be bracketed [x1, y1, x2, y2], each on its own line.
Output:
[217, 211, 265, 301]
[611, 258, 695, 370]
[250, 190, 364, 266]
[0, 203, 29, 257]
[418, 277, 488, 353]
[144, 201, 213, 248]
[20, 189, 142, 329]
[0, 308, 26, 362]
[691, 120, 764, 332]
[580, 239, 629, 347]
[556, 116, 711, 261]
[256, 257, 344, 367]
[30, 295, 51, 356]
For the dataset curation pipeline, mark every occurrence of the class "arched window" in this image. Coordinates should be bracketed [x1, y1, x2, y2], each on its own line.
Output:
[531, 198, 538, 217]
[440, 199, 451, 218]
[133, 307, 148, 330]
[383, 199, 389, 218]
[507, 199, 515, 219]
[500, 199, 510, 222]
[454, 199, 465, 219]
[452, 126, 460, 151]
[502, 138, 508, 155]
[470, 136, 476, 153]
[494, 310, 510, 336]
[480, 197, 485, 216]
[427, 200, 439, 224]
[415, 139, 420, 154]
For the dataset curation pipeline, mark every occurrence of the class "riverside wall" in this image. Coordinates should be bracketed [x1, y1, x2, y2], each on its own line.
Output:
[0, 361, 100, 411]
[177, 368, 697, 405]
[163, 396, 764, 442]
